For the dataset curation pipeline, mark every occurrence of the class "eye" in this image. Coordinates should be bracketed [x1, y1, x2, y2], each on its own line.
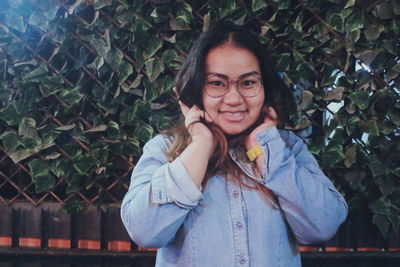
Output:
[240, 79, 257, 88]
[206, 79, 226, 87]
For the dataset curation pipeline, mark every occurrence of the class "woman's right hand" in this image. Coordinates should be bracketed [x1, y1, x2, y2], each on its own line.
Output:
[178, 100, 216, 158]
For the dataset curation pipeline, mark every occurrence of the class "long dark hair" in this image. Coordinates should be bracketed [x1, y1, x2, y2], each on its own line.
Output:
[165, 21, 296, 203]
[174, 20, 296, 125]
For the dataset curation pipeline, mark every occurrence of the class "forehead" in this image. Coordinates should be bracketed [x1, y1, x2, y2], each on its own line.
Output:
[205, 43, 260, 77]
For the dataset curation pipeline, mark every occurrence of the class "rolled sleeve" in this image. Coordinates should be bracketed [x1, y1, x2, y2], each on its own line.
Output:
[151, 157, 203, 208]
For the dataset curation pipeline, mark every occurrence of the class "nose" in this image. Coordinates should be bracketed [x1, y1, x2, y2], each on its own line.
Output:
[223, 81, 243, 105]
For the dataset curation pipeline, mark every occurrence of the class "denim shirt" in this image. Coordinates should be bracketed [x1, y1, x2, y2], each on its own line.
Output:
[121, 127, 348, 267]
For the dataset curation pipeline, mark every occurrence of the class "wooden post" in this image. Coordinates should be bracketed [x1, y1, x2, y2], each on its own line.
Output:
[0, 206, 12, 247]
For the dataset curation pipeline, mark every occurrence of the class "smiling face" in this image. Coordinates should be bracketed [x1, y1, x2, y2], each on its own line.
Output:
[202, 43, 265, 135]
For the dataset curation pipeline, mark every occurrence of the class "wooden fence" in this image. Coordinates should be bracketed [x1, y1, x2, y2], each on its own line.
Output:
[1, 202, 400, 267]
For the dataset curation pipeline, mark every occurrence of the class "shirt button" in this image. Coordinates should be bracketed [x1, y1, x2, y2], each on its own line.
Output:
[232, 190, 239, 198]
[239, 256, 246, 264]
[236, 222, 243, 230]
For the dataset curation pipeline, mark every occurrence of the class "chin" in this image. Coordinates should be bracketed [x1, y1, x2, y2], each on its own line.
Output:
[221, 126, 248, 136]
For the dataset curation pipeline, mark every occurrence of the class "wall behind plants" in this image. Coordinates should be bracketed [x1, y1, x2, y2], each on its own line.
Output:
[0, 0, 399, 240]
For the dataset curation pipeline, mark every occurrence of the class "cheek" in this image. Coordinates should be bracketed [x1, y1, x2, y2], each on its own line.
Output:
[202, 96, 219, 114]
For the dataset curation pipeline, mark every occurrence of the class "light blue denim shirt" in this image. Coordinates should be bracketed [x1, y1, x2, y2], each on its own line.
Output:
[121, 127, 348, 267]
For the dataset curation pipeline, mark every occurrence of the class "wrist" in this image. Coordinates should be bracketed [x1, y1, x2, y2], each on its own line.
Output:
[191, 137, 215, 158]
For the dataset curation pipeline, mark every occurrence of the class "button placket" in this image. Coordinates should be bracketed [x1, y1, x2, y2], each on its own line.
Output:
[227, 179, 249, 266]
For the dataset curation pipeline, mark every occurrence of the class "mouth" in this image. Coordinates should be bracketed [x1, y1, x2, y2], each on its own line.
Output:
[220, 111, 246, 122]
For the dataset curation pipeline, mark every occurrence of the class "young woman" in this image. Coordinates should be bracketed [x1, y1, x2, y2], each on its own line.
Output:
[121, 21, 348, 267]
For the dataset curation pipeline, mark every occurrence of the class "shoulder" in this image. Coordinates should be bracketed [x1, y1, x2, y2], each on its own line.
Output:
[143, 134, 172, 154]
[277, 129, 306, 150]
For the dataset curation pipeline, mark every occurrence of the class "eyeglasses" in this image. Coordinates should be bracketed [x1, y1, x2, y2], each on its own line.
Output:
[204, 74, 263, 98]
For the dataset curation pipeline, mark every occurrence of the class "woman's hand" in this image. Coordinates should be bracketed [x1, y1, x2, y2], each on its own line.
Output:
[178, 101, 216, 158]
[244, 106, 278, 150]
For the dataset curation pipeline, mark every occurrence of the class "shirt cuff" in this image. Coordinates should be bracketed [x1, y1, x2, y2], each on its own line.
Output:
[167, 157, 203, 204]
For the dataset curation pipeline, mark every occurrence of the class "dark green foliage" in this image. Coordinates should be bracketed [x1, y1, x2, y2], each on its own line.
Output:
[0, 0, 399, 239]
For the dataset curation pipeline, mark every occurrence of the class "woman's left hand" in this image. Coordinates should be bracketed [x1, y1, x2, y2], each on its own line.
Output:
[244, 106, 278, 150]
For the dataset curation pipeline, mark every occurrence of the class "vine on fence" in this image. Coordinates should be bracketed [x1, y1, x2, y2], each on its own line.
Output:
[0, 0, 399, 238]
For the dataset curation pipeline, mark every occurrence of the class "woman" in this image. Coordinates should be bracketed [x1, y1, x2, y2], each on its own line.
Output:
[121, 21, 348, 266]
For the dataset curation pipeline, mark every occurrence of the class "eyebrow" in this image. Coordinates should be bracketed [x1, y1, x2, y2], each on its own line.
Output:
[206, 71, 260, 79]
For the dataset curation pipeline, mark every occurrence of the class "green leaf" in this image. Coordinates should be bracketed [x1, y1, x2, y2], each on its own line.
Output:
[8, 149, 37, 163]
[117, 61, 133, 85]
[373, 215, 390, 238]
[277, 0, 290, 10]
[23, 65, 48, 81]
[345, 30, 360, 51]
[388, 108, 400, 126]
[325, 87, 345, 101]
[105, 47, 124, 70]
[59, 89, 84, 105]
[50, 158, 69, 178]
[359, 119, 380, 136]
[134, 123, 154, 143]
[392, 62, 400, 73]
[252, 0, 267, 12]
[345, 170, 367, 192]
[369, 198, 391, 215]
[66, 173, 85, 193]
[364, 23, 384, 41]
[0, 131, 20, 153]
[0, 104, 20, 126]
[29, 11, 49, 32]
[73, 155, 99, 174]
[276, 53, 290, 71]
[85, 125, 107, 133]
[62, 199, 84, 213]
[5, 10, 25, 32]
[218, 0, 236, 18]
[145, 58, 165, 82]
[55, 124, 75, 131]
[344, 144, 357, 167]
[344, 0, 355, 9]
[375, 177, 396, 197]
[369, 158, 386, 177]
[345, 10, 364, 32]
[321, 146, 345, 167]
[94, 0, 113, 9]
[33, 173, 55, 193]
[90, 38, 109, 58]
[28, 158, 49, 177]
[144, 35, 163, 59]
[348, 91, 369, 110]
[19, 117, 38, 139]
[328, 13, 344, 32]
[375, 2, 394, 19]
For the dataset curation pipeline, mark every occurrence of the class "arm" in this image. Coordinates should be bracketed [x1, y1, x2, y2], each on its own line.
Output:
[121, 102, 215, 248]
[120, 135, 204, 248]
[256, 127, 348, 244]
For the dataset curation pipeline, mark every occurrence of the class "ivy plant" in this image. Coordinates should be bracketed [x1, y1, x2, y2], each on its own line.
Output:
[0, 0, 399, 239]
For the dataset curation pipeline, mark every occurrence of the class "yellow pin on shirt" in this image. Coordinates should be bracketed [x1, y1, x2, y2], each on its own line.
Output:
[246, 145, 263, 161]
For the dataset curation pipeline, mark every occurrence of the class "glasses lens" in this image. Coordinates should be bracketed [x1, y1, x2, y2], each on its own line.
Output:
[238, 76, 262, 97]
[205, 76, 228, 98]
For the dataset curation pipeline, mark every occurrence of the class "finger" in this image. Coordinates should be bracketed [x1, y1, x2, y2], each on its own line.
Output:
[264, 106, 278, 122]
[269, 107, 278, 121]
[204, 111, 213, 123]
[178, 100, 190, 117]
